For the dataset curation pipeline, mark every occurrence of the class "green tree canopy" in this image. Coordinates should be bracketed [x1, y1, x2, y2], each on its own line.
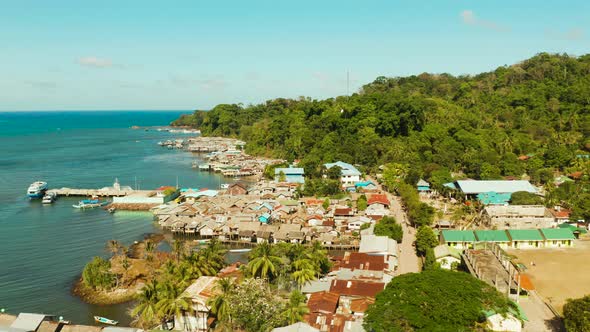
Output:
[374, 216, 403, 242]
[563, 295, 590, 332]
[415, 226, 439, 257]
[510, 191, 544, 205]
[364, 270, 517, 332]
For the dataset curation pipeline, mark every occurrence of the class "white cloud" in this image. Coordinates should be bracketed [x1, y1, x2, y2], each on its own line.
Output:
[77, 56, 113, 68]
[460, 10, 509, 32]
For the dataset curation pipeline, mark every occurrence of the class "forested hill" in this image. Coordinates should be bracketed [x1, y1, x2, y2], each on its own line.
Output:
[173, 53, 590, 183]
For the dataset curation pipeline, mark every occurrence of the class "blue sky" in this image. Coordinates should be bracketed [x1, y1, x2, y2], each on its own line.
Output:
[0, 0, 588, 111]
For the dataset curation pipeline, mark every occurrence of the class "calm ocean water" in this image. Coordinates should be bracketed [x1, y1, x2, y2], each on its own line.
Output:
[0, 111, 226, 325]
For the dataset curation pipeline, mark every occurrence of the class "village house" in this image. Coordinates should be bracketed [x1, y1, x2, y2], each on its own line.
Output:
[482, 205, 555, 229]
[416, 179, 431, 193]
[365, 194, 390, 218]
[332, 252, 392, 283]
[274, 166, 305, 184]
[354, 181, 378, 192]
[226, 182, 248, 196]
[358, 234, 398, 271]
[433, 244, 461, 270]
[175, 276, 221, 332]
[549, 207, 571, 224]
[324, 161, 362, 187]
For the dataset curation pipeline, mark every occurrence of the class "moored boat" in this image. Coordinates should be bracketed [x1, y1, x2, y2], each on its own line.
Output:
[94, 316, 118, 325]
[27, 181, 48, 199]
[42, 191, 56, 204]
[73, 198, 109, 209]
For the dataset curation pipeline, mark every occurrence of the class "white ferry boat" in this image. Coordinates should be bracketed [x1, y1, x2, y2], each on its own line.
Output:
[27, 181, 48, 199]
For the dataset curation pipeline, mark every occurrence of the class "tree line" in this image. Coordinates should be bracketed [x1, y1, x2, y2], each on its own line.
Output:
[174, 52, 590, 218]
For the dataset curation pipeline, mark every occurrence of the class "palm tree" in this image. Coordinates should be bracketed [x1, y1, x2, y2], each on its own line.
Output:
[183, 251, 216, 279]
[247, 242, 282, 280]
[207, 278, 235, 326]
[144, 240, 156, 260]
[132, 280, 160, 329]
[281, 290, 309, 325]
[156, 281, 191, 329]
[306, 241, 330, 276]
[291, 259, 316, 289]
[106, 240, 121, 257]
[172, 240, 186, 263]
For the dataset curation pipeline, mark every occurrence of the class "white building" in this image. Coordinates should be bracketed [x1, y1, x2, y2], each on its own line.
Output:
[324, 161, 362, 187]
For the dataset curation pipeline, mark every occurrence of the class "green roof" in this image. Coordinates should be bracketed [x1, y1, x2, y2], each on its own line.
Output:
[507, 229, 543, 241]
[442, 230, 476, 242]
[540, 228, 576, 240]
[475, 230, 510, 242]
[558, 223, 588, 234]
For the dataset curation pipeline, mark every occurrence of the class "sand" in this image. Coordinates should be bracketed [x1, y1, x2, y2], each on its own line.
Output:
[507, 235, 590, 313]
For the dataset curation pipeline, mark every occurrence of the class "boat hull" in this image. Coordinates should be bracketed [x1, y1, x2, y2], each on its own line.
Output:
[28, 192, 45, 198]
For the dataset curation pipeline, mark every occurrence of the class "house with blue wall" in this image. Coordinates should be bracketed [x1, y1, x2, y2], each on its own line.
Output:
[275, 167, 305, 184]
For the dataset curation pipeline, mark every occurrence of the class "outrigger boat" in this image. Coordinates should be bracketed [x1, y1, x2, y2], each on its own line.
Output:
[73, 198, 109, 209]
[94, 316, 118, 325]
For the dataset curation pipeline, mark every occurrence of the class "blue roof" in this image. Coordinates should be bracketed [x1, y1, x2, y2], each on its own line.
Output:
[477, 192, 512, 205]
[355, 181, 375, 187]
[275, 167, 305, 175]
[444, 182, 457, 189]
[324, 161, 361, 176]
[455, 180, 537, 194]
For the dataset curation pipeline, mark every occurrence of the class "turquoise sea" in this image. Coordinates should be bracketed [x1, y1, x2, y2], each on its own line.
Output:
[0, 111, 226, 325]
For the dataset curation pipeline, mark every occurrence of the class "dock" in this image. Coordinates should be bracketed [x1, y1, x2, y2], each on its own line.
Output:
[47, 188, 150, 197]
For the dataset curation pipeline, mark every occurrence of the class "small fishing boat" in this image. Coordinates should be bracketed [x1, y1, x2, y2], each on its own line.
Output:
[220, 183, 230, 189]
[42, 191, 56, 204]
[73, 198, 109, 209]
[94, 316, 118, 325]
[108, 207, 116, 213]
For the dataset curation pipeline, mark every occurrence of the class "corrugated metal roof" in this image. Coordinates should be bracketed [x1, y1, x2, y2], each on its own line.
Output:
[507, 229, 543, 241]
[441, 230, 476, 242]
[275, 167, 305, 175]
[540, 228, 575, 240]
[324, 162, 361, 176]
[456, 180, 537, 194]
[474, 230, 510, 242]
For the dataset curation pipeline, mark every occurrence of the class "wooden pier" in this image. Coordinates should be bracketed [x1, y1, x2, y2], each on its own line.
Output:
[47, 188, 152, 197]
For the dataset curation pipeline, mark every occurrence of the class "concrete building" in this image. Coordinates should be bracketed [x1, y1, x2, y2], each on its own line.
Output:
[324, 161, 361, 187]
[440, 230, 476, 250]
[483, 205, 554, 229]
[507, 229, 544, 249]
[274, 167, 305, 184]
[433, 245, 461, 270]
[540, 228, 575, 248]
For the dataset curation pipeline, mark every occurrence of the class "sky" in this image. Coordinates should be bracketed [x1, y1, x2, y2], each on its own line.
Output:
[0, 0, 588, 111]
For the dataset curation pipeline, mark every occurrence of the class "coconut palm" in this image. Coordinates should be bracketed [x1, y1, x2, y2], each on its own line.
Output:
[132, 280, 160, 329]
[281, 290, 309, 325]
[291, 259, 316, 289]
[247, 242, 282, 280]
[172, 240, 186, 263]
[207, 277, 235, 325]
[306, 241, 331, 276]
[156, 281, 191, 329]
[144, 240, 156, 260]
[183, 251, 216, 278]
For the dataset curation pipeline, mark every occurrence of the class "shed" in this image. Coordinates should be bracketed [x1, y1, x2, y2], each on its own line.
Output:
[417, 179, 430, 192]
[433, 245, 461, 270]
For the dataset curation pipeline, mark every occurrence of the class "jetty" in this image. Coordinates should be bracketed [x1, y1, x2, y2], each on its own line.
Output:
[46, 179, 146, 197]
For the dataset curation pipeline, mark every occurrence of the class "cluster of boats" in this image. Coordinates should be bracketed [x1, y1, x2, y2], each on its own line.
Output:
[27, 181, 57, 204]
[27, 181, 110, 209]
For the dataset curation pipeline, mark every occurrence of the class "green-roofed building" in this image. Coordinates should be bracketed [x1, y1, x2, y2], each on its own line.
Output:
[441, 230, 476, 249]
[474, 230, 510, 249]
[540, 228, 575, 248]
[507, 229, 544, 249]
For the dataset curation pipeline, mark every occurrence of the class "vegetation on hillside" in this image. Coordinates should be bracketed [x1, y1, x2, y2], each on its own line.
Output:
[174, 53, 590, 217]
